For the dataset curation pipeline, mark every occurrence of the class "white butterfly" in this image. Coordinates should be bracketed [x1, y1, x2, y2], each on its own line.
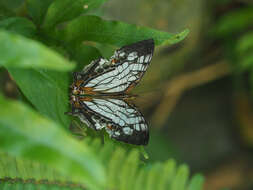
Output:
[68, 39, 154, 145]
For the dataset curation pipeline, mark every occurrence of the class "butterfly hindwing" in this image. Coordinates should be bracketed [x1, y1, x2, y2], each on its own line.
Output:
[73, 39, 154, 95]
[68, 96, 149, 145]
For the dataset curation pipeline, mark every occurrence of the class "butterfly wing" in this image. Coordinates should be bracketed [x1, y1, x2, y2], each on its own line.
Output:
[73, 39, 154, 95]
[68, 96, 149, 145]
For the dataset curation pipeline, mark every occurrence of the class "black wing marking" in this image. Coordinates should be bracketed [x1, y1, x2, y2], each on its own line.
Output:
[67, 96, 149, 145]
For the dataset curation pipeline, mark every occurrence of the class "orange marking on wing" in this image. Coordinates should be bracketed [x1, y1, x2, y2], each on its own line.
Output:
[107, 124, 115, 130]
[80, 87, 97, 95]
[79, 97, 93, 101]
[111, 59, 117, 65]
[125, 83, 136, 93]
[71, 80, 85, 95]
[75, 80, 84, 87]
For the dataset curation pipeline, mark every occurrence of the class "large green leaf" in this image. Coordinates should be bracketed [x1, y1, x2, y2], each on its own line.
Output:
[7, 68, 71, 128]
[71, 44, 102, 71]
[26, 0, 53, 26]
[42, 0, 108, 30]
[0, 17, 36, 37]
[57, 15, 189, 47]
[0, 94, 105, 190]
[6, 45, 103, 128]
[0, 30, 75, 70]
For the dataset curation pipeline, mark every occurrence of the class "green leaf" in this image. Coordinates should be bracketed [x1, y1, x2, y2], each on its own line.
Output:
[0, 153, 91, 189]
[236, 32, 253, 70]
[98, 140, 115, 165]
[134, 169, 147, 190]
[0, 0, 24, 12]
[250, 68, 253, 93]
[0, 17, 36, 37]
[187, 174, 204, 190]
[0, 30, 75, 70]
[7, 68, 71, 128]
[237, 32, 253, 54]
[0, 95, 106, 190]
[170, 164, 189, 190]
[0, 180, 85, 190]
[0, 153, 68, 180]
[0, 133, 205, 190]
[119, 150, 139, 190]
[146, 163, 162, 190]
[43, 0, 108, 30]
[157, 159, 176, 190]
[26, 0, 53, 26]
[0, 5, 15, 19]
[212, 7, 253, 38]
[71, 44, 102, 71]
[57, 15, 189, 47]
[240, 55, 253, 69]
[107, 148, 126, 189]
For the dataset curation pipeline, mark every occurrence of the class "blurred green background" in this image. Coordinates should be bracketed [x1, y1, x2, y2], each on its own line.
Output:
[1, 0, 253, 189]
[102, 0, 253, 189]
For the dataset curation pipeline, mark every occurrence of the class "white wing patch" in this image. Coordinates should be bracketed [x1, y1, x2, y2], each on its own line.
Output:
[81, 50, 153, 94]
[81, 98, 147, 133]
[83, 54, 152, 93]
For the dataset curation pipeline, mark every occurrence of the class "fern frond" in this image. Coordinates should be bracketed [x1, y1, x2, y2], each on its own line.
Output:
[85, 138, 205, 190]
[0, 153, 86, 189]
[0, 178, 85, 190]
[0, 138, 205, 190]
[0, 153, 69, 181]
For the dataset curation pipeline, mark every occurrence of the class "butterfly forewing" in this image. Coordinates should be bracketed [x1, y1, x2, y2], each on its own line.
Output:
[74, 39, 154, 95]
[68, 96, 149, 145]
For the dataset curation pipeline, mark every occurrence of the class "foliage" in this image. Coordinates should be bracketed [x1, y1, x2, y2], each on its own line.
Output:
[54, 15, 189, 47]
[0, 30, 74, 70]
[0, 0, 203, 189]
[0, 94, 104, 189]
[212, 5, 253, 93]
[0, 134, 204, 190]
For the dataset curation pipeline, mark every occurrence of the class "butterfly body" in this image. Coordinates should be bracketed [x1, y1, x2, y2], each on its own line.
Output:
[67, 39, 154, 145]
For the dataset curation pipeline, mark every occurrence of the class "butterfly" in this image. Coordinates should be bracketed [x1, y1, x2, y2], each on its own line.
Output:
[67, 39, 154, 145]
